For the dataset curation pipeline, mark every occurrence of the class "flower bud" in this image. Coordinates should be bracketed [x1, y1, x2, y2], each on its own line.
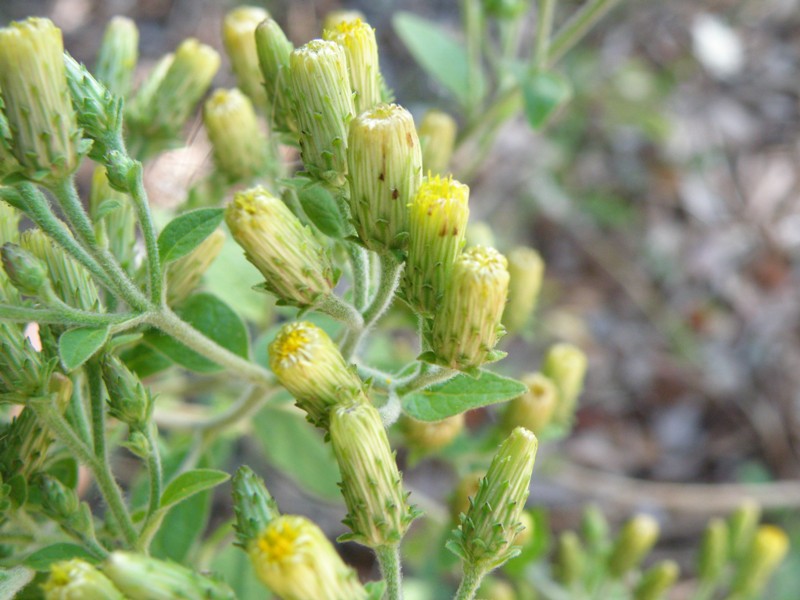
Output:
[431, 246, 509, 370]
[268, 321, 362, 427]
[0, 18, 80, 181]
[166, 229, 225, 306]
[449, 427, 538, 571]
[223, 6, 270, 109]
[226, 187, 334, 307]
[728, 499, 761, 560]
[697, 517, 729, 583]
[418, 109, 457, 175]
[95, 16, 139, 97]
[43, 559, 125, 600]
[322, 10, 366, 32]
[89, 166, 136, 272]
[0, 321, 44, 396]
[731, 525, 789, 598]
[289, 40, 354, 187]
[101, 355, 151, 428]
[324, 19, 381, 114]
[1, 243, 48, 296]
[232, 466, 280, 549]
[38, 473, 79, 520]
[330, 399, 418, 548]
[607, 514, 660, 578]
[405, 174, 469, 316]
[634, 560, 679, 600]
[103, 552, 235, 600]
[248, 515, 367, 600]
[401, 413, 464, 454]
[254, 18, 295, 133]
[502, 372, 558, 435]
[502, 246, 545, 333]
[542, 343, 587, 427]
[347, 103, 422, 252]
[203, 89, 269, 183]
[554, 531, 585, 586]
[581, 504, 610, 553]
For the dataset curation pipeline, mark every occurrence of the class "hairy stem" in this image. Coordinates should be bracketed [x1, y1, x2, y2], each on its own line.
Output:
[139, 422, 163, 550]
[316, 294, 365, 331]
[127, 162, 163, 306]
[0, 304, 140, 327]
[376, 545, 404, 600]
[86, 361, 106, 460]
[396, 364, 458, 396]
[454, 566, 485, 600]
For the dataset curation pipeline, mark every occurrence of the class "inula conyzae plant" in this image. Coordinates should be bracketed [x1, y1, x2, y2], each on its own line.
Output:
[0, 3, 789, 599]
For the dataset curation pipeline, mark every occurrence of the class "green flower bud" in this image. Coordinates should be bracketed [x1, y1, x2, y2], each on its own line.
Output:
[89, 166, 136, 272]
[254, 18, 295, 133]
[542, 342, 587, 427]
[101, 355, 151, 428]
[94, 16, 139, 98]
[607, 514, 660, 578]
[248, 515, 367, 600]
[330, 399, 418, 548]
[554, 531, 585, 586]
[418, 109, 457, 175]
[405, 174, 470, 316]
[581, 504, 610, 553]
[38, 473, 96, 541]
[289, 40, 354, 187]
[103, 552, 235, 600]
[697, 518, 729, 583]
[268, 321, 362, 427]
[322, 10, 366, 32]
[465, 221, 496, 249]
[0, 321, 44, 396]
[634, 560, 678, 600]
[1, 243, 48, 296]
[225, 187, 335, 307]
[728, 499, 761, 560]
[0, 18, 80, 182]
[223, 6, 270, 109]
[502, 246, 545, 333]
[43, 559, 125, 600]
[431, 246, 509, 370]
[401, 413, 464, 454]
[502, 372, 558, 435]
[449, 427, 538, 571]
[232, 466, 281, 549]
[324, 19, 381, 114]
[450, 472, 484, 523]
[166, 229, 225, 306]
[203, 89, 269, 183]
[347, 103, 422, 252]
[731, 525, 789, 598]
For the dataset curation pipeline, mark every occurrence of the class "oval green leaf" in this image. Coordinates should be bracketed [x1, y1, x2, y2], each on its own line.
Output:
[160, 468, 230, 510]
[58, 326, 110, 371]
[157, 208, 224, 263]
[520, 70, 572, 130]
[297, 184, 347, 238]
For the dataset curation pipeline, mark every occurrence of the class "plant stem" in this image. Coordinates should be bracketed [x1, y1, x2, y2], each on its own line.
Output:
[535, 0, 558, 68]
[316, 294, 365, 330]
[348, 242, 370, 310]
[86, 361, 106, 460]
[140, 422, 163, 547]
[455, 565, 485, 600]
[127, 162, 163, 306]
[0, 304, 140, 327]
[546, 0, 621, 65]
[396, 364, 458, 396]
[376, 544, 404, 600]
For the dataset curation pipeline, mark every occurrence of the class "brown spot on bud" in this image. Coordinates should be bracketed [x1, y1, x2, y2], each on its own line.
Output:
[406, 132, 414, 147]
[392, 188, 399, 200]
[378, 172, 385, 181]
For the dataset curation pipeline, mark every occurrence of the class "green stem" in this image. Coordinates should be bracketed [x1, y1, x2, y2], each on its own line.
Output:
[86, 361, 106, 460]
[376, 544, 404, 600]
[198, 386, 269, 434]
[462, 0, 485, 119]
[316, 294, 365, 330]
[139, 422, 163, 548]
[348, 242, 370, 310]
[535, 0, 558, 68]
[455, 565, 486, 600]
[546, 0, 621, 65]
[396, 364, 458, 396]
[127, 162, 163, 306]
[0, 303, 143, 328]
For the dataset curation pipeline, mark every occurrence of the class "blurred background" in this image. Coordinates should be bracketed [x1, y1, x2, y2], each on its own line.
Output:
[2, 0, 799, 596]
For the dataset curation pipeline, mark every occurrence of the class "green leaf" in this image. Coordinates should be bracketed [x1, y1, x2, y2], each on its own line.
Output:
[393, 13, 472, 106]
[519, 70, 572, 129]
[159, 468, 230, 510]
[402, 370, 527, 421]
[0, 566, 35, 597]
[58, 326, 110, 371]
[297, 183, 347, 238]
[157, 208, 224, 263]
[143, 293, 249, 373]
[121, 343, 173, 378]
[23, 543, 98, 571]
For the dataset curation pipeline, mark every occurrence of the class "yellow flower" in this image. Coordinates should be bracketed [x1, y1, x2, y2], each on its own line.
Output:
[324, 18, 381, 114]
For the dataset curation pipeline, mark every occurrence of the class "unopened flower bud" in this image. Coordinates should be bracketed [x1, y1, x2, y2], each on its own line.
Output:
[401, 413, 464, 454]
[268, 321, 362, 427]
[289, 40, 354, 187]
[203, 89, 269, 183]
[324, 19, 381, 114]
[254, 18, 295, 133]
[418, 109, 457, 175]
[95, 16, 139, 97]
[38, 473, 79, 521]
[232, 466, 280, 548]
[431, 246, 509, 370]
[322, 10, 366, 32]
[223, 7, 270, 109]
[405, 174, 469, 316]
[226, 187, 334, 307]
[728, 499, 761, 560]
[0, 321, 45, 396]
[731, 525, 789, 598]
[0, 405, 60, 479]
[43, 559, 124, 600]
[634, 560, 679, 600]
[347, 103, 422, 252]
[0, 18, 80, 181]
[542, 343, 587, 427]
[1, 243, 48, 296]
[502, 372, 558, 435]
[697, 518, 729, 583]
[89, 166, 136, 272]
[330, 399, 418, 547]
[554, 531, 585, 586]
[607, 514, 660, 578]
[503, 246, 545, 333]
[103, 552, 235, 600]
[167, 229, 225, 306]
[449, 427, 538, 571]
[102, 355, 151, 428]
[581, 504, 610, 553]
[248, 515, 367, 600]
